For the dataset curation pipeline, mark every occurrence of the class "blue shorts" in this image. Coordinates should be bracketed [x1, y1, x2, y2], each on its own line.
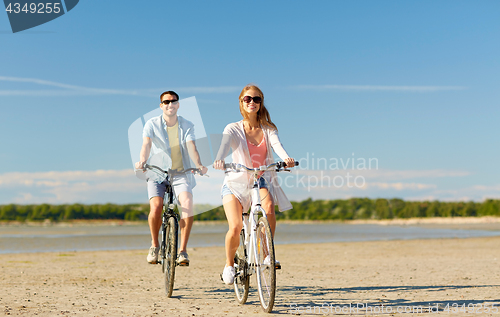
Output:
[221, 177, 268, 199]
[147, 174, 192, 200]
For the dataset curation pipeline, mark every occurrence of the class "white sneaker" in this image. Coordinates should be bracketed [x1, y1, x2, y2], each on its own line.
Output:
[263, 256, 281, 269]
[222, 265, 235, 285]
[177, 251, 190, 266]
[147, 246, 159, 264]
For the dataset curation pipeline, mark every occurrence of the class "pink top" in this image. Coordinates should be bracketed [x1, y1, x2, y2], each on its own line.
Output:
[247, 135, 267, 169]
[216, 121, 292, 212]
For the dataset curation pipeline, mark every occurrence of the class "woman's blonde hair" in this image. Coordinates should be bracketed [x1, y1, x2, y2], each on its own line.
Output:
[238, 84, 277, 131]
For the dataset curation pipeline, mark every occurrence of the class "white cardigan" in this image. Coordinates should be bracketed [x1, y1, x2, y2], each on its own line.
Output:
[215, 121, 293, 212]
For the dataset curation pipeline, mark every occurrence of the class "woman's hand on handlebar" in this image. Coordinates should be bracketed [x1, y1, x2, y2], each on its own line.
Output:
[284, 158, 296, 168]
[213, 160, 225, 170]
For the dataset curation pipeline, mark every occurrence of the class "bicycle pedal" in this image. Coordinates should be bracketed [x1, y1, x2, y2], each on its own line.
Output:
[275, 264, 281, 270]
[177, 262, 189, 267]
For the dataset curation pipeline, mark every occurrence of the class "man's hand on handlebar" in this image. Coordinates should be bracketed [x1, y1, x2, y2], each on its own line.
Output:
[197, 166, 209, 175]
[135, 162, 208, 176]
[135, 161, 146, 171]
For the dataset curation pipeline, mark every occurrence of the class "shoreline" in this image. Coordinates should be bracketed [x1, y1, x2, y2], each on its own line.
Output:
[2, 218, 500, 255]
[2, 216, 500, 227]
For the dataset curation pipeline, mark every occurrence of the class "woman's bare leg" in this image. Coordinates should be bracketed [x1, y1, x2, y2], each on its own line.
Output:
[260, 188, 275, 235]
[223, 194, 243, 267]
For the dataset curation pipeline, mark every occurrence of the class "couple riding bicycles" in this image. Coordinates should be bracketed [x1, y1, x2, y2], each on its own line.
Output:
[135, 85, 296, 311]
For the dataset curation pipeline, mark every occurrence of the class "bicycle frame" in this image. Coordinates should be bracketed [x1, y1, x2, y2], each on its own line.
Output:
[160, 177, 178, 263]
[241, 174, 268, 275]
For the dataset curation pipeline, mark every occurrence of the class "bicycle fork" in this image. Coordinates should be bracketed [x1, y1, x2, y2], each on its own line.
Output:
[241, 183, 268, 273]
[160, 212, 168, 263]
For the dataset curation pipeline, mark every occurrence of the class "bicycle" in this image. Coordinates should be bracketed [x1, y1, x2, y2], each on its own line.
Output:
[223, 161, 299, 313]
[141, 163, 205, 297]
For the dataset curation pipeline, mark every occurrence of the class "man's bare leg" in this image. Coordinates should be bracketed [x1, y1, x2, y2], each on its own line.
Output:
[177, 191, 194, 265]
[147, 196, 163, 263]
[148, 196, 163, 247]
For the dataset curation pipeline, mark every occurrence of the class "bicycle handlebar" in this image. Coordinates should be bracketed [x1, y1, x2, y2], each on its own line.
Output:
[142, 164, 206, 176]
[223, 161, 299, 173]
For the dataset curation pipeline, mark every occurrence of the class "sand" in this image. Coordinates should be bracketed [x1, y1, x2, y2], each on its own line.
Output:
[1, 236, 500, 316]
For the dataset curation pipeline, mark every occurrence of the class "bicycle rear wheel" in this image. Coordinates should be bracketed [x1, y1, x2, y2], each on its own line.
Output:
[234, 230, 249, 304]
[164, 216, 178, 297]
[255, 217, 276, 313]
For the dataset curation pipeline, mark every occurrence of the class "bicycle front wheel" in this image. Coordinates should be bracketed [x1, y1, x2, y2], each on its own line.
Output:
[234, 230, 249, 304]
[255, 217, 276, 313]
[164, 216, 178, 297]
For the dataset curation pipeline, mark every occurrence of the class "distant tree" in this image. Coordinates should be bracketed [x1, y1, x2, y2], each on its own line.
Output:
[374, 199, 392, 219]
[478, 199, 500, 216]
[1, 199, 499, 222]
[0, 204, 17, 220]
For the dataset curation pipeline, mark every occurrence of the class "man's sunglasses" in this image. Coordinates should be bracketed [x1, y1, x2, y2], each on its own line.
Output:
[242, 96, 262, 104]
[161, 100, 178, 105]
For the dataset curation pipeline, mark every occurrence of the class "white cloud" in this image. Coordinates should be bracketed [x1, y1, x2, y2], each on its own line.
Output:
[294, 84, 467, 92]
[368, 182, 437, 190]
[0, 76, 467, 98]
[0, 169, 134, 186]
[364, 169, 471, 180]
[0, 90, 103, 96]
[0, 169, 144, 204]
[471, 184, 500, 191]
[0, 168, 224, 207]
[291, 168, 470, 181]
[0, 76, 136, 96]
[275, 168, 498, 202]
[403, 195, 477, 202]
[0, 167, 495, 205]
[0, 76, 241, 97]
[426, 185, 500, 202]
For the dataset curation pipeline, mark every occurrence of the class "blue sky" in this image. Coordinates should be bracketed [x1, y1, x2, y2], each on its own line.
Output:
[1, 1, 499, 205]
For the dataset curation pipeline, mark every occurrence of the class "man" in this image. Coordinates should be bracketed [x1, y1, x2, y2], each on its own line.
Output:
[135, 91, 208, 265]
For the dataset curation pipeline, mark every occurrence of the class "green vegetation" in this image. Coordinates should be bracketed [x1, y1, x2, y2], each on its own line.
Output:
[1, 198, 500, 222]
[281, 198, 500, 220]
[0, 203, 149, 222]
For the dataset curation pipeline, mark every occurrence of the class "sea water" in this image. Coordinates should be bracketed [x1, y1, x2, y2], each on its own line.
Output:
[1, 222, 499, 254]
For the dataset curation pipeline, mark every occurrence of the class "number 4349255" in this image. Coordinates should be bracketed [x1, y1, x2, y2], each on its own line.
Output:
[5, 3, 62, 14]
[443, 303, 498, 314]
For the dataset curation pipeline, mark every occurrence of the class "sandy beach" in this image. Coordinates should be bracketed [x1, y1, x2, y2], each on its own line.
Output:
[2, 235, 499, 316]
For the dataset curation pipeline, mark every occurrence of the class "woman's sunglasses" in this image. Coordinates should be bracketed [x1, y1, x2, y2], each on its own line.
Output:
[161, 100, 178, 105]
[242, 96, 262, 104]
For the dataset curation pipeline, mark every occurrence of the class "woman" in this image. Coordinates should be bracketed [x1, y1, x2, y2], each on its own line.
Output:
[213, 84, 296, 284]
